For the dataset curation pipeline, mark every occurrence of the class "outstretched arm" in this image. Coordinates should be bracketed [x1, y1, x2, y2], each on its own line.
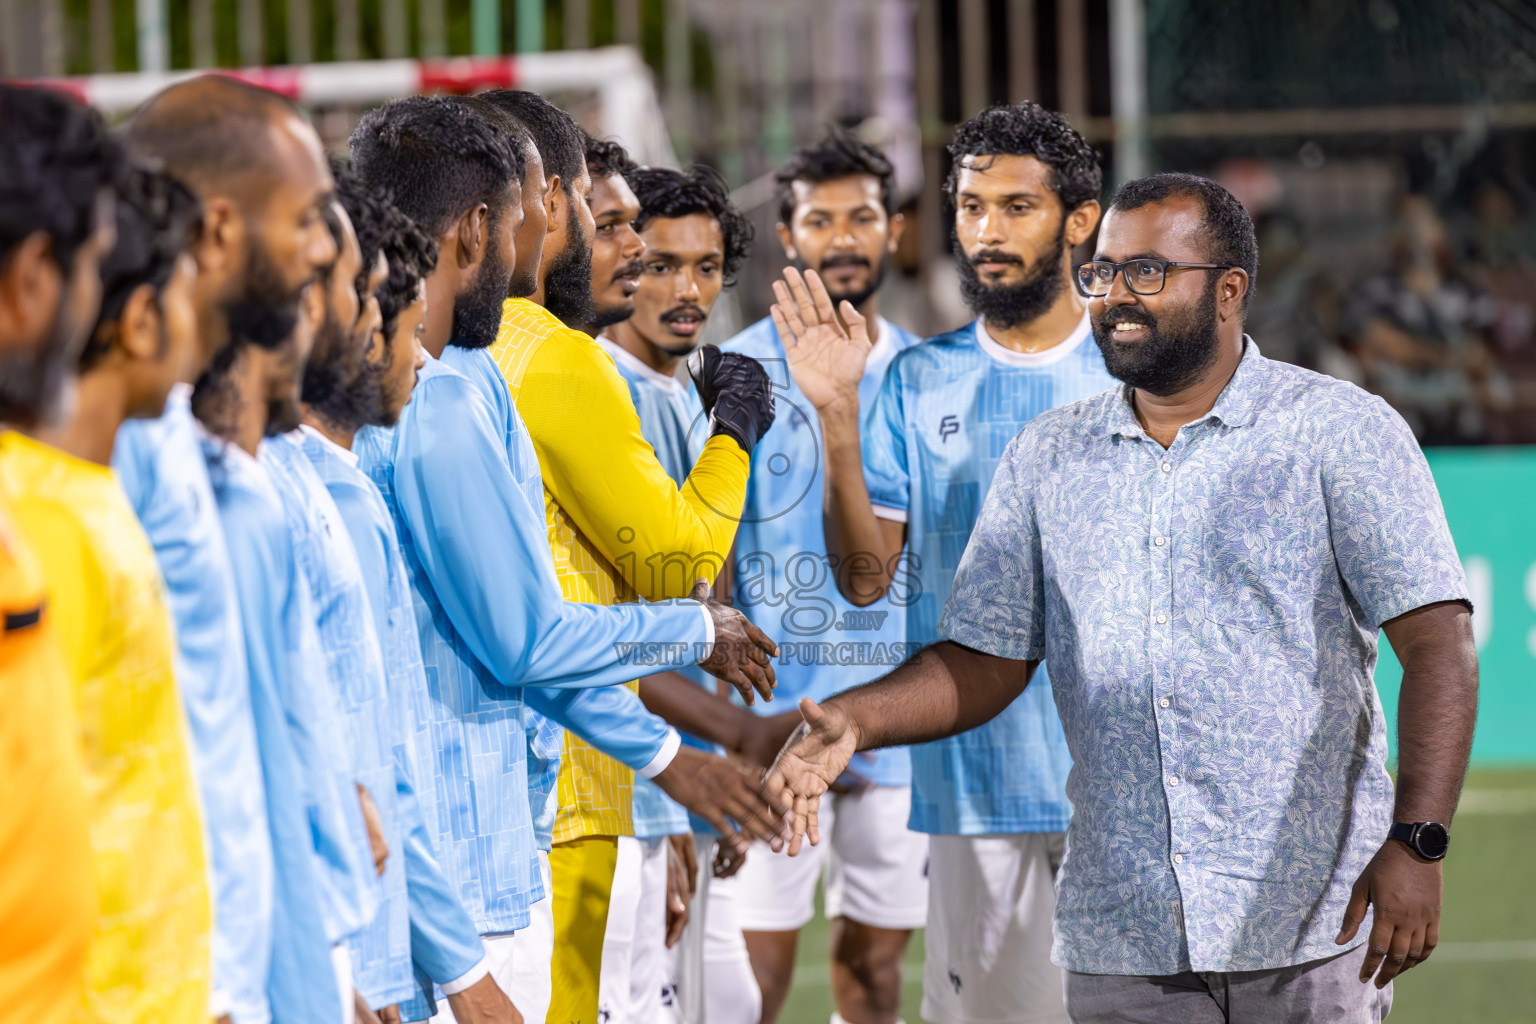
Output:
[772, 267, 906, 605]
[764, 641, 1036, 852]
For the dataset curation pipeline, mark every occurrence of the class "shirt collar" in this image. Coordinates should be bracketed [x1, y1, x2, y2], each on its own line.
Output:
[1098, 335, 1265, 438]
[300, 424, 359, 467]
[595, 334, 683, 393]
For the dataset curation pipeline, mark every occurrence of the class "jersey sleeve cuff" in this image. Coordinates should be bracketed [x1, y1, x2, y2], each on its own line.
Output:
[638, 727, 683, 780]
[871, 504, 908, 523]
[438, 955, 491, 995]
[695, 602, 715, 662]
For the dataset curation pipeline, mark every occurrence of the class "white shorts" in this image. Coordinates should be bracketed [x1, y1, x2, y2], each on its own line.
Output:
[431, 850, 554, 1024]
[920, 833, 1067, 1024]
[736, 785, 929, 932]
[599, 835, 672, 1024]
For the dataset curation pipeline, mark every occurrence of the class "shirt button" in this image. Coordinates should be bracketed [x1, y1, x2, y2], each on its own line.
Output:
[1161, 461, 1172, 473]
[1156, 614, 1168, 624]
[1173, 853, 1185, 865]
[1159, 697, 1170, 708]
[1168, 774, 1181, 786]
[1154, 536, 1166, 547]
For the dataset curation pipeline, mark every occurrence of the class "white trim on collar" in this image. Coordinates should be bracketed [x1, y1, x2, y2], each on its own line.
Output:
[596, 334, 684, 393]
[975, 310, 1092, 368]
[300, 424, 360, 467]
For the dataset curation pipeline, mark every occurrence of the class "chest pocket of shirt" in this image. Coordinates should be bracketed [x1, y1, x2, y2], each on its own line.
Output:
[1199, 496, 1291, 632]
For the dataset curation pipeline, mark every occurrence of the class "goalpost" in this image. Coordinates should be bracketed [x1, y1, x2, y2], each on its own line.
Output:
[31, 45, 679, 169]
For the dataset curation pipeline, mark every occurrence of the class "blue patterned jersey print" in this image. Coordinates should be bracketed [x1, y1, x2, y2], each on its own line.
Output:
[299, 429, 488, 1017]
[862, 315, 1116, 833]
[203, 438, 346, 1024]
[114, 387, 274, 1024]
[721, 316, 923, 788]
[940, 341, 1471, 975]
[355, 345, 704, 930]
[262, 434, 398, 999]
[597, 337, 706, 838]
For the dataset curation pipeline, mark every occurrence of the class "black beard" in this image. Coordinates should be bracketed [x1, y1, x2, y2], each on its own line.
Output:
[814, 252, 888, 310]
[222, 237, 305, 351]
[955, 222, 1066, 330]
[1092, 277, 1222, 396]
[588, 258, 646, 331]
[0, 288, 81, 429]
[302, 314, 387, 433]
[451, 240, 512, 350]
[542, 205, 595, 327]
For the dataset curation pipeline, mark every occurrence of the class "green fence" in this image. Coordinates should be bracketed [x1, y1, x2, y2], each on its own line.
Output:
[1377, 446, 1536, 765]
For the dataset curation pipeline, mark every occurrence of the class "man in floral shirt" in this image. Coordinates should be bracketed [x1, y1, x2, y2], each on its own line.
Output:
[766, 172, 1478, 1022]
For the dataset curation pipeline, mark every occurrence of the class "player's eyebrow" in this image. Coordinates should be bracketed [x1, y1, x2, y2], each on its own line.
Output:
[957, 189, 1046, 203]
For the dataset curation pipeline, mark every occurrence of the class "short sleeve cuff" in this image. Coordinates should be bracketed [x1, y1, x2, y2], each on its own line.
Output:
[871, 504, 908, 523]
[695, 602, 715, 663]
[941, 616, 1045, 663]
[439, 955, 491, 995]
[638, 727, 683, 779]
[209, 988, 232, 1019]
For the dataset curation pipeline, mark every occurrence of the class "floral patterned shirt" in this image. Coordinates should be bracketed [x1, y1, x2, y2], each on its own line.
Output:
[940, 340, 1469, 974]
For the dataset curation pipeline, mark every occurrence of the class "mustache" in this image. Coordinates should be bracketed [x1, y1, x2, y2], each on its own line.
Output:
[660, 305, 707, 325]
[820, 254, 871, 270]
[1095, 306, 1156, 332]
[611, 259, 645, 283]
[968, 248, 1024, 268]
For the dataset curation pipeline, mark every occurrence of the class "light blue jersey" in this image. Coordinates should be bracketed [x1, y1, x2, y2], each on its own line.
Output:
[597, 336, 704, 839]
[262, 432, 402, 1006]
[297, 427, 488, 1021]
[113, 385, 274, 1024]
[862, 315, 1116, 833]
[202, 436, 346, 1024]
[722, 316, 923, 787]
[442, 343, 694, 850]
[355, 342, 703, 930]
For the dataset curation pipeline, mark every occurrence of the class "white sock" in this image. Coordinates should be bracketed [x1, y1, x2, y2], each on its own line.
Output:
[830, 1015, 905, 1024]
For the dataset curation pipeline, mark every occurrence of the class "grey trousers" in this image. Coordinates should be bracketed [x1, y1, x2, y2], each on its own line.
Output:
[1064, 944, 1393, 1024]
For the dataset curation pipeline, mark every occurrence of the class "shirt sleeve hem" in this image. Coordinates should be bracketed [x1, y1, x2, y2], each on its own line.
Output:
[438, 956, 491, 995]
[1368, 590, 1474, 630]
[871, 504, 909, 523]
[638, 728, 683, 780]
[941, 620, 1045, 663]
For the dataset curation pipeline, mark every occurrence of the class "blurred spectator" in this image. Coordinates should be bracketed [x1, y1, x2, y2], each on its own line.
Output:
[1343, 195, 1510, 445]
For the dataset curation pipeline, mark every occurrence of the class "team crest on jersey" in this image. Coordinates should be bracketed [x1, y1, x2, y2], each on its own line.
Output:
[939, 414, 960, 442]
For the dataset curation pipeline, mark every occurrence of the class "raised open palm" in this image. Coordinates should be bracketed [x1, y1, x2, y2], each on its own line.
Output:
[771, 267, 872, 413]
[760, 697, 860, 855]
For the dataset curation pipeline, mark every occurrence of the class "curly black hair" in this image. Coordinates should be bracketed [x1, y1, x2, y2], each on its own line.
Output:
[80, 165, 202, 373]
[333, 164, 439, 340]
[585, 135, 637, 181]
[1, 84, 126, 270]
[625, 165, 753, 286]
[944, 101, 1102, 212]
[349, 96, 522, 238]
[775, 125, 895, 226]
[1109, 172, 1259, 313]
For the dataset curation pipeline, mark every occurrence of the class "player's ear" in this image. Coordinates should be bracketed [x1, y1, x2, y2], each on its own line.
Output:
[886, 211, 907, 253]
[455, 203, 489, 270]
[776, 222, 796, 262]
[543, 175, 564, 236]
[1065, 199, 1101, 248]
[117, 283, 162, 361]
[193, 197, 239, 280]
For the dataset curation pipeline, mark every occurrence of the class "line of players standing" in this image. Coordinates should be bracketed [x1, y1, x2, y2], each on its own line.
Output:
[0, 74, 1107, 1024]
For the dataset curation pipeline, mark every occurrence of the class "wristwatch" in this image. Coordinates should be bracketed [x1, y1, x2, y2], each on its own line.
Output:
[1388, 821, 1450, 861]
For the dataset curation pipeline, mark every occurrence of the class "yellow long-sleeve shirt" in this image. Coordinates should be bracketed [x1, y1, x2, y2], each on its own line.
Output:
[0, 433, 210, 1024]
[0, 490, 95, 1024]
[490, 298, 749, 841]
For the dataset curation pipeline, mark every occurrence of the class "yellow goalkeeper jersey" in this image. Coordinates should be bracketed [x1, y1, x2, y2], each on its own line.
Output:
[490, 298, 749, 841]
[0, 432, 210, 1024]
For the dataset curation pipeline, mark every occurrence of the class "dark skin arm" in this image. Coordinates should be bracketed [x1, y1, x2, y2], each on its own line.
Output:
[638, 673, 805, 770]
[762, 641, 1036, 852]
[1337, 600, 1478, 988]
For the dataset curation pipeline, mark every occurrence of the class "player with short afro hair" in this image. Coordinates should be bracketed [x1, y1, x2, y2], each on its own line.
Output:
[944, 100, 1102, 212]
[774, 123, 897, 228]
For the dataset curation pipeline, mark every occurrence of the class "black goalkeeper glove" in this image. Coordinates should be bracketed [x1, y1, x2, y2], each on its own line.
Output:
[687, 344, 776, 454]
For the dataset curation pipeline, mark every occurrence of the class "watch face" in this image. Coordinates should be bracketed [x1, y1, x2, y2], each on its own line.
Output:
[1416, 822, 1450, 859]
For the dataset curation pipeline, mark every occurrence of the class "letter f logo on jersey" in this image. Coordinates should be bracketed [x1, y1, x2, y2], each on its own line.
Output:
[938, 414, 960, 443]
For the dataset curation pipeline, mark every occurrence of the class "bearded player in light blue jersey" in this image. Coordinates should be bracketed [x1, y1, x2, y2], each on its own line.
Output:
[721, 127, 927, 1024]
[292, 168, 518, 1024]
[589, 155, 770, 1024]
[347, 97, 788, 1020]
[773, 103, 1115, 1024]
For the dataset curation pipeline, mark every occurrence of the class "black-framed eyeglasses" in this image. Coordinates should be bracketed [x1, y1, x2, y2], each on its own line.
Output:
[1074, 258, 1235, 297]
